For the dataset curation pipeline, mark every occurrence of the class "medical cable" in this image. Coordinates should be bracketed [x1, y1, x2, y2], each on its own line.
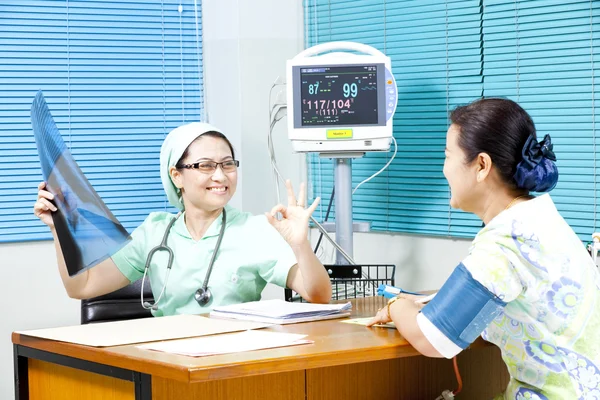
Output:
[313, 186, 334, 254]
[267, 83, 377, 298]
[267, 98, 356, 266]
[268, 80, 287, 203]
[268, 104, 287, 204]
[435, 357, 462, 399]
[452, 356, 463, 396]
[267, 106, 355, 264]
[352, 136, 397, 195]
[266, 82, 395, 268]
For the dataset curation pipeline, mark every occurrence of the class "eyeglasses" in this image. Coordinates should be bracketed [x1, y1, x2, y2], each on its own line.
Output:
[179, 160, 240, 174]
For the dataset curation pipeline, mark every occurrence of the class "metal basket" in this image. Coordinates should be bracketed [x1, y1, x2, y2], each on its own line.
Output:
[285, 264, 396, 302]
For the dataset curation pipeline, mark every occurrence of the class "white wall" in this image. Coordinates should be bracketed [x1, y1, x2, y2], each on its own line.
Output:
[202, 0, 306, 214]
[0, 1, 471, 398]
[312, 231, 470, 292]
[202, 0, 307, 301]
[201, 0, 244, 209]
[1, 241, 80, 397]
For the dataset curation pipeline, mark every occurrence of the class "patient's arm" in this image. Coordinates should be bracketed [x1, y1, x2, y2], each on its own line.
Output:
[388, 298, 443, 357]
[367, 297, 443, 357]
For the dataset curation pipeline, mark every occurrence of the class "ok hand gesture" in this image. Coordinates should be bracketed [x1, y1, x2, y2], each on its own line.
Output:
[266, 180, 320, 248]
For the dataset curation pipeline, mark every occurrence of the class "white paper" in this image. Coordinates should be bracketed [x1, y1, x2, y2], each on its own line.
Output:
[139, 330, 313, 357]
[16, 315, 270, 347]
[212, 299, 352, 319]
[340, 317, 396, 329]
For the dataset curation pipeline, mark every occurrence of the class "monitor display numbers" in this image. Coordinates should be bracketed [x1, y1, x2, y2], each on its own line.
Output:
[304, 98, 353, 114]
[307, 82, 358, 98]
[300, 65, 379, 126]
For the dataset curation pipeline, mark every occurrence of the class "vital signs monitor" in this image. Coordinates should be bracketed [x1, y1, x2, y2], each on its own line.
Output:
[287, 42, 397, 153]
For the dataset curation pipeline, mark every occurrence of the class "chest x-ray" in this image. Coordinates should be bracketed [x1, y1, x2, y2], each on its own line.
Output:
[31, 91, 131, 277]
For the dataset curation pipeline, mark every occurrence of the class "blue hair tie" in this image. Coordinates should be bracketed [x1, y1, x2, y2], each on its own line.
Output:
[513, 134, 558, 192]
[521, 134, 556, 168]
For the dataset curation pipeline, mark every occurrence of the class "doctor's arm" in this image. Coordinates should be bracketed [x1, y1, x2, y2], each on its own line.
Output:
[34, 182, 130, 299]
[266, 180, 332, 304]
[285, 243, 332, 304]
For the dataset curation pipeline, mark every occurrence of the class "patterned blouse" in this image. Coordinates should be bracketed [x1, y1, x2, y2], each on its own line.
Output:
[424, 194, 600, 399]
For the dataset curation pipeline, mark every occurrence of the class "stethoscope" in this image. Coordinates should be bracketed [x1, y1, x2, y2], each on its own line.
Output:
[141, 208, 226, 310]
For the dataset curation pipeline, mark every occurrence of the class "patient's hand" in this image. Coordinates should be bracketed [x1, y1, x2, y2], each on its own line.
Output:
[366, 295, 426, 327]
[367, 306, 393, 327]
[266, 180, 320, 248]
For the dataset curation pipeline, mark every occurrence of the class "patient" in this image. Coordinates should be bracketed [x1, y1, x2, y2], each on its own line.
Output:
[368, 98, 600, 399]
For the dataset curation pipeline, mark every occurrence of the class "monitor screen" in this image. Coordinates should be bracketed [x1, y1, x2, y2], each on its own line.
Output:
[299, 65, 380, 126]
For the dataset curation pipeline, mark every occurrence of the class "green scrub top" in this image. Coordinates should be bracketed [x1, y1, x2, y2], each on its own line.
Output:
[111, 205, 297, 316]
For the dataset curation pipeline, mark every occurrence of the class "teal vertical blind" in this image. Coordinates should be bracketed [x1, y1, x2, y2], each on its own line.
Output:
[0, 0, 204, 242]
[305, 0, 600, 241]
[305, 0, 484, 238]
[483, 0, 599, 239]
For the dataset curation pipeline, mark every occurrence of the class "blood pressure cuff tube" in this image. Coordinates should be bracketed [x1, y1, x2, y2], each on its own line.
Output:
[377, 284, 422, 299]
[420, 263, 507, 354]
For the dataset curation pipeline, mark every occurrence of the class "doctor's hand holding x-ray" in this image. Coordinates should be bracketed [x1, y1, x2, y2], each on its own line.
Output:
[34, 122, 332, 315]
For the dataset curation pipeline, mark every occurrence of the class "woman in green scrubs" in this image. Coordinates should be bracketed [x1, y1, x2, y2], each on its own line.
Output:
[33, 122, 332, 315]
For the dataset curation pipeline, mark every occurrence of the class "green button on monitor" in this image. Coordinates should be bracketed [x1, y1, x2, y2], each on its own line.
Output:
[326, 129, 353, 139]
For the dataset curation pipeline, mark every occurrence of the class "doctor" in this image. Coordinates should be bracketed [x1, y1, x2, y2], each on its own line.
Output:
[368, 98, 600, 399]
[34, 122, 332, 315]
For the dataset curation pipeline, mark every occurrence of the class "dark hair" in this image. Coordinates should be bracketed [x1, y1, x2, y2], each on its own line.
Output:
[175, 131, 235, 168]
[449, 98, 558, 193]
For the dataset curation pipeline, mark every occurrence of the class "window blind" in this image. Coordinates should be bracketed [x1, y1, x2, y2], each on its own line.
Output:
[0, 0, 204, 242]
[483, 0, 599, 240]
[306, 0, 599, 241]
[305, 0, 483, 238]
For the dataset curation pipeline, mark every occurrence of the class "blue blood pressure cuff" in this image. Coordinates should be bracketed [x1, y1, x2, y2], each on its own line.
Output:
[421, 263, 507, 349]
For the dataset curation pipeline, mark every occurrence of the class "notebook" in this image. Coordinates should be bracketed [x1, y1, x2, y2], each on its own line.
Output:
[210, 299, 352, 324]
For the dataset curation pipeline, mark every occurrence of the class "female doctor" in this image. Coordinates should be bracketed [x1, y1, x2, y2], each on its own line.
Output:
[368, 98, 600, 399]
[33, 122, 332, 315]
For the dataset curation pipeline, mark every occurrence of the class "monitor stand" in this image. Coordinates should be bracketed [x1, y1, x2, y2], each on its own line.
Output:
[319, 152, 369, 265]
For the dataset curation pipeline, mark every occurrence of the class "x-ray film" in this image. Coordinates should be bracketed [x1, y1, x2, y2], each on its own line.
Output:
[31, 91, 131, 277]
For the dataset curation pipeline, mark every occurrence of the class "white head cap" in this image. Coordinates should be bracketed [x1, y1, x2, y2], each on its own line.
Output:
[159, 122, 223, 210]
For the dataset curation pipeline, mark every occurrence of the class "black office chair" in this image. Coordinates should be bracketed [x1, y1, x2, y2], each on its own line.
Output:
[80, 277, 154, 324]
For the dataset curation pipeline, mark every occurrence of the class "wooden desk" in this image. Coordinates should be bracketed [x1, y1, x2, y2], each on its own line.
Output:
[13, 297, 508, 400]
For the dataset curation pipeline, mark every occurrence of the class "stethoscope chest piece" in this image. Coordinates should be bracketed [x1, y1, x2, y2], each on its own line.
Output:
[141, 208, 226, 311]
[194, 287, 212, 306]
